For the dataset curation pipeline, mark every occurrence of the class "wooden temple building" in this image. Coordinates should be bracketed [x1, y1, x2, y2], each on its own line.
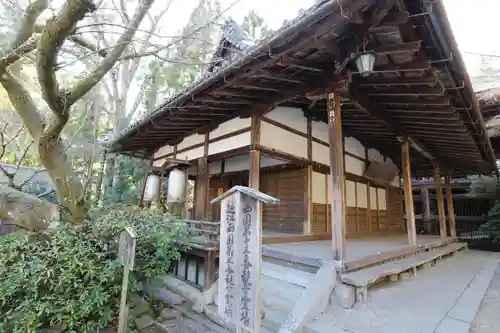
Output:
[110, 0, 498, 331]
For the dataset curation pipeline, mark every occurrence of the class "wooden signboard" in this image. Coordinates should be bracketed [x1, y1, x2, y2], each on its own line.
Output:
[211, 186, 279, 333]
[117, 227, 137, 333]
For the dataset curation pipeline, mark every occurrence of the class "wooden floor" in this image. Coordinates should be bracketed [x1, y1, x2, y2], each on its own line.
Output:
[263, 235, 454, 270]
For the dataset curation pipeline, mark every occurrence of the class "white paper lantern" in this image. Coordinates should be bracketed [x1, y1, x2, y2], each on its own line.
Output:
[167, 168, 186, 203]
[355, 52, 376, 77]
[143, 174, 160, 201]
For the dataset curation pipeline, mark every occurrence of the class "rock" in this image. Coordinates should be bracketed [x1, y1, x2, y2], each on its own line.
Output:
[157, 307, 181, 321]
[155, 287, 186, 305]
[129, 300, 154, 320]
[135, 314, 155, 330]
[331, 283, 355, 309]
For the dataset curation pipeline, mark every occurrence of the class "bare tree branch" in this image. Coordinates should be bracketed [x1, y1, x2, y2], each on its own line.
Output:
[0, 36, 37, 74]
[65, 0, 156, 107]
[10, 0, 48, 49]
[36, 0, 97, 116]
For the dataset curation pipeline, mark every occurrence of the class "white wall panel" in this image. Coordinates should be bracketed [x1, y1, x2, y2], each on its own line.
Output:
[155, 144, 174, 159]
[346, 180, 356, 207]
[209, 160, 222, 175]
[153, 158, 166, 167]
[312, 142, 329, 165]
[265, 106, 307, 134]
[210, 117, 250, 139]
[369, 186, 378, 210]
[261, 122, 308, 159]
[312, 171, 326, 204]
[311, 120, 328, 142]
[368, 148, 384, 163]
[177, 146, 204, 161]
[177, 133, 204, 150]
[208, 131, 251, 155]
[345, 154, 365, 176]
[356, 182, 368, 208]
[224, 155, 249, 173]
[377, 188, 387, 210]
[345, 137, 365, 158]
[261, 155, 287, 168]
[391, 175, 400, 188]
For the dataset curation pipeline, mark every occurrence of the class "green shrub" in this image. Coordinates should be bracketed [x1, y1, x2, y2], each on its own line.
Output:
[0, 205, 189, 332]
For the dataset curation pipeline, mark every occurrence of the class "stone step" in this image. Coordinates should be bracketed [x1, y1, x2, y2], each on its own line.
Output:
[262, 261, 315, 287]
[342, 242, 468, 290]
[261, 275, 306, 303]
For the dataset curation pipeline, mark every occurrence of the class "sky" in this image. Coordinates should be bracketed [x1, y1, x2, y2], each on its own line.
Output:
[163, 0, 500, 76]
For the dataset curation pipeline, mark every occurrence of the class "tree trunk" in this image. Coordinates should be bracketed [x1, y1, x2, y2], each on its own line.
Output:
[38, 137, 88, 223]
[0, 184, 59, 231]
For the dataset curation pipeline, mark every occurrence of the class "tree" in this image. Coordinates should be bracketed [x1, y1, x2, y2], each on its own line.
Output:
[0, 0, 159, 228]
[0, 0, 232, 229]
[241, 9, 272, 40]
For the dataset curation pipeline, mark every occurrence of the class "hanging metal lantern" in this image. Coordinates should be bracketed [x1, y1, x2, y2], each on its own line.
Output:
[355, 51, 376, 77]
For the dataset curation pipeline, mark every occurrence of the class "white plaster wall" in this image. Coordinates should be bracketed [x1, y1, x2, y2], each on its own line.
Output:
[312, 171, 326, 204]
[311, 120, 328, 142]
[346, 180, 356, 207]
[312, 142, 329, 165]
[154, 145, 174, 159]
[177, 146, 204, 161]
[209, 160, 222, 175]
[377, 188, 387, 210]
[260, 122, 308, 159]
[261, 155, 288, 168]
[391, 175, 400, 188]
[208, 131, 251, 155]
[265, 106, 307, 134]
[209, 154, 287, 175]
[345, 137, 365, 158]
[177, 133, 204, 150]
[153, 158, 165, 167]
[369, 186, 378, 210]
[210, 117, 251, 139]
[345, 155, 365, 176]
[356, 182, 368, 208]
[368, 148, 384, 163]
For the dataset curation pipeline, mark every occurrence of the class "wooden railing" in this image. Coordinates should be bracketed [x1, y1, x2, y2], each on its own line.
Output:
[169, 220, 221, 290]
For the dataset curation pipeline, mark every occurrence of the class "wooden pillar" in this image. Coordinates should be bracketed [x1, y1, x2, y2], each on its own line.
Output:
[327, 92, 345, 263]
[194, 133, 210, 220]
[138, 172, 149, 207]
[304, 117, 313, 235]
[249, 114, 261, 189]
[445, 173, 457, 238]
[421, 187, 431, 233]
[402, 140, 417, 246]
[434, 165, 447, 241]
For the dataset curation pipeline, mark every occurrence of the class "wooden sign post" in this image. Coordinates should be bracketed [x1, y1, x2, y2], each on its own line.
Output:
[117, 227, 137, 333]
[211, 186, 279, 333]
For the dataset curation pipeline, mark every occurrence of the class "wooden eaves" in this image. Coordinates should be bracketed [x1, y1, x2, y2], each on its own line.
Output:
[109, 0, 497, 178]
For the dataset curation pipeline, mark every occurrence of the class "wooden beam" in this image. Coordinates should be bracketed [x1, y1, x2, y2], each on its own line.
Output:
[367, 84, 444, 96]
[367, 60, 431, 74]
[369, 10, 409, 32]
[346, 85, 439, 162]
[357, 76, 438, 87]
[252, 69, 305, 84]
[376, 96, 451, 106]
[434, 165, 447, 241]
[279, 56, 324, 72]
[327, 92, 346, 263]
[445, 173, 457, 238]
[402, 140, 417, 246]
[373, 41, 422, 56]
